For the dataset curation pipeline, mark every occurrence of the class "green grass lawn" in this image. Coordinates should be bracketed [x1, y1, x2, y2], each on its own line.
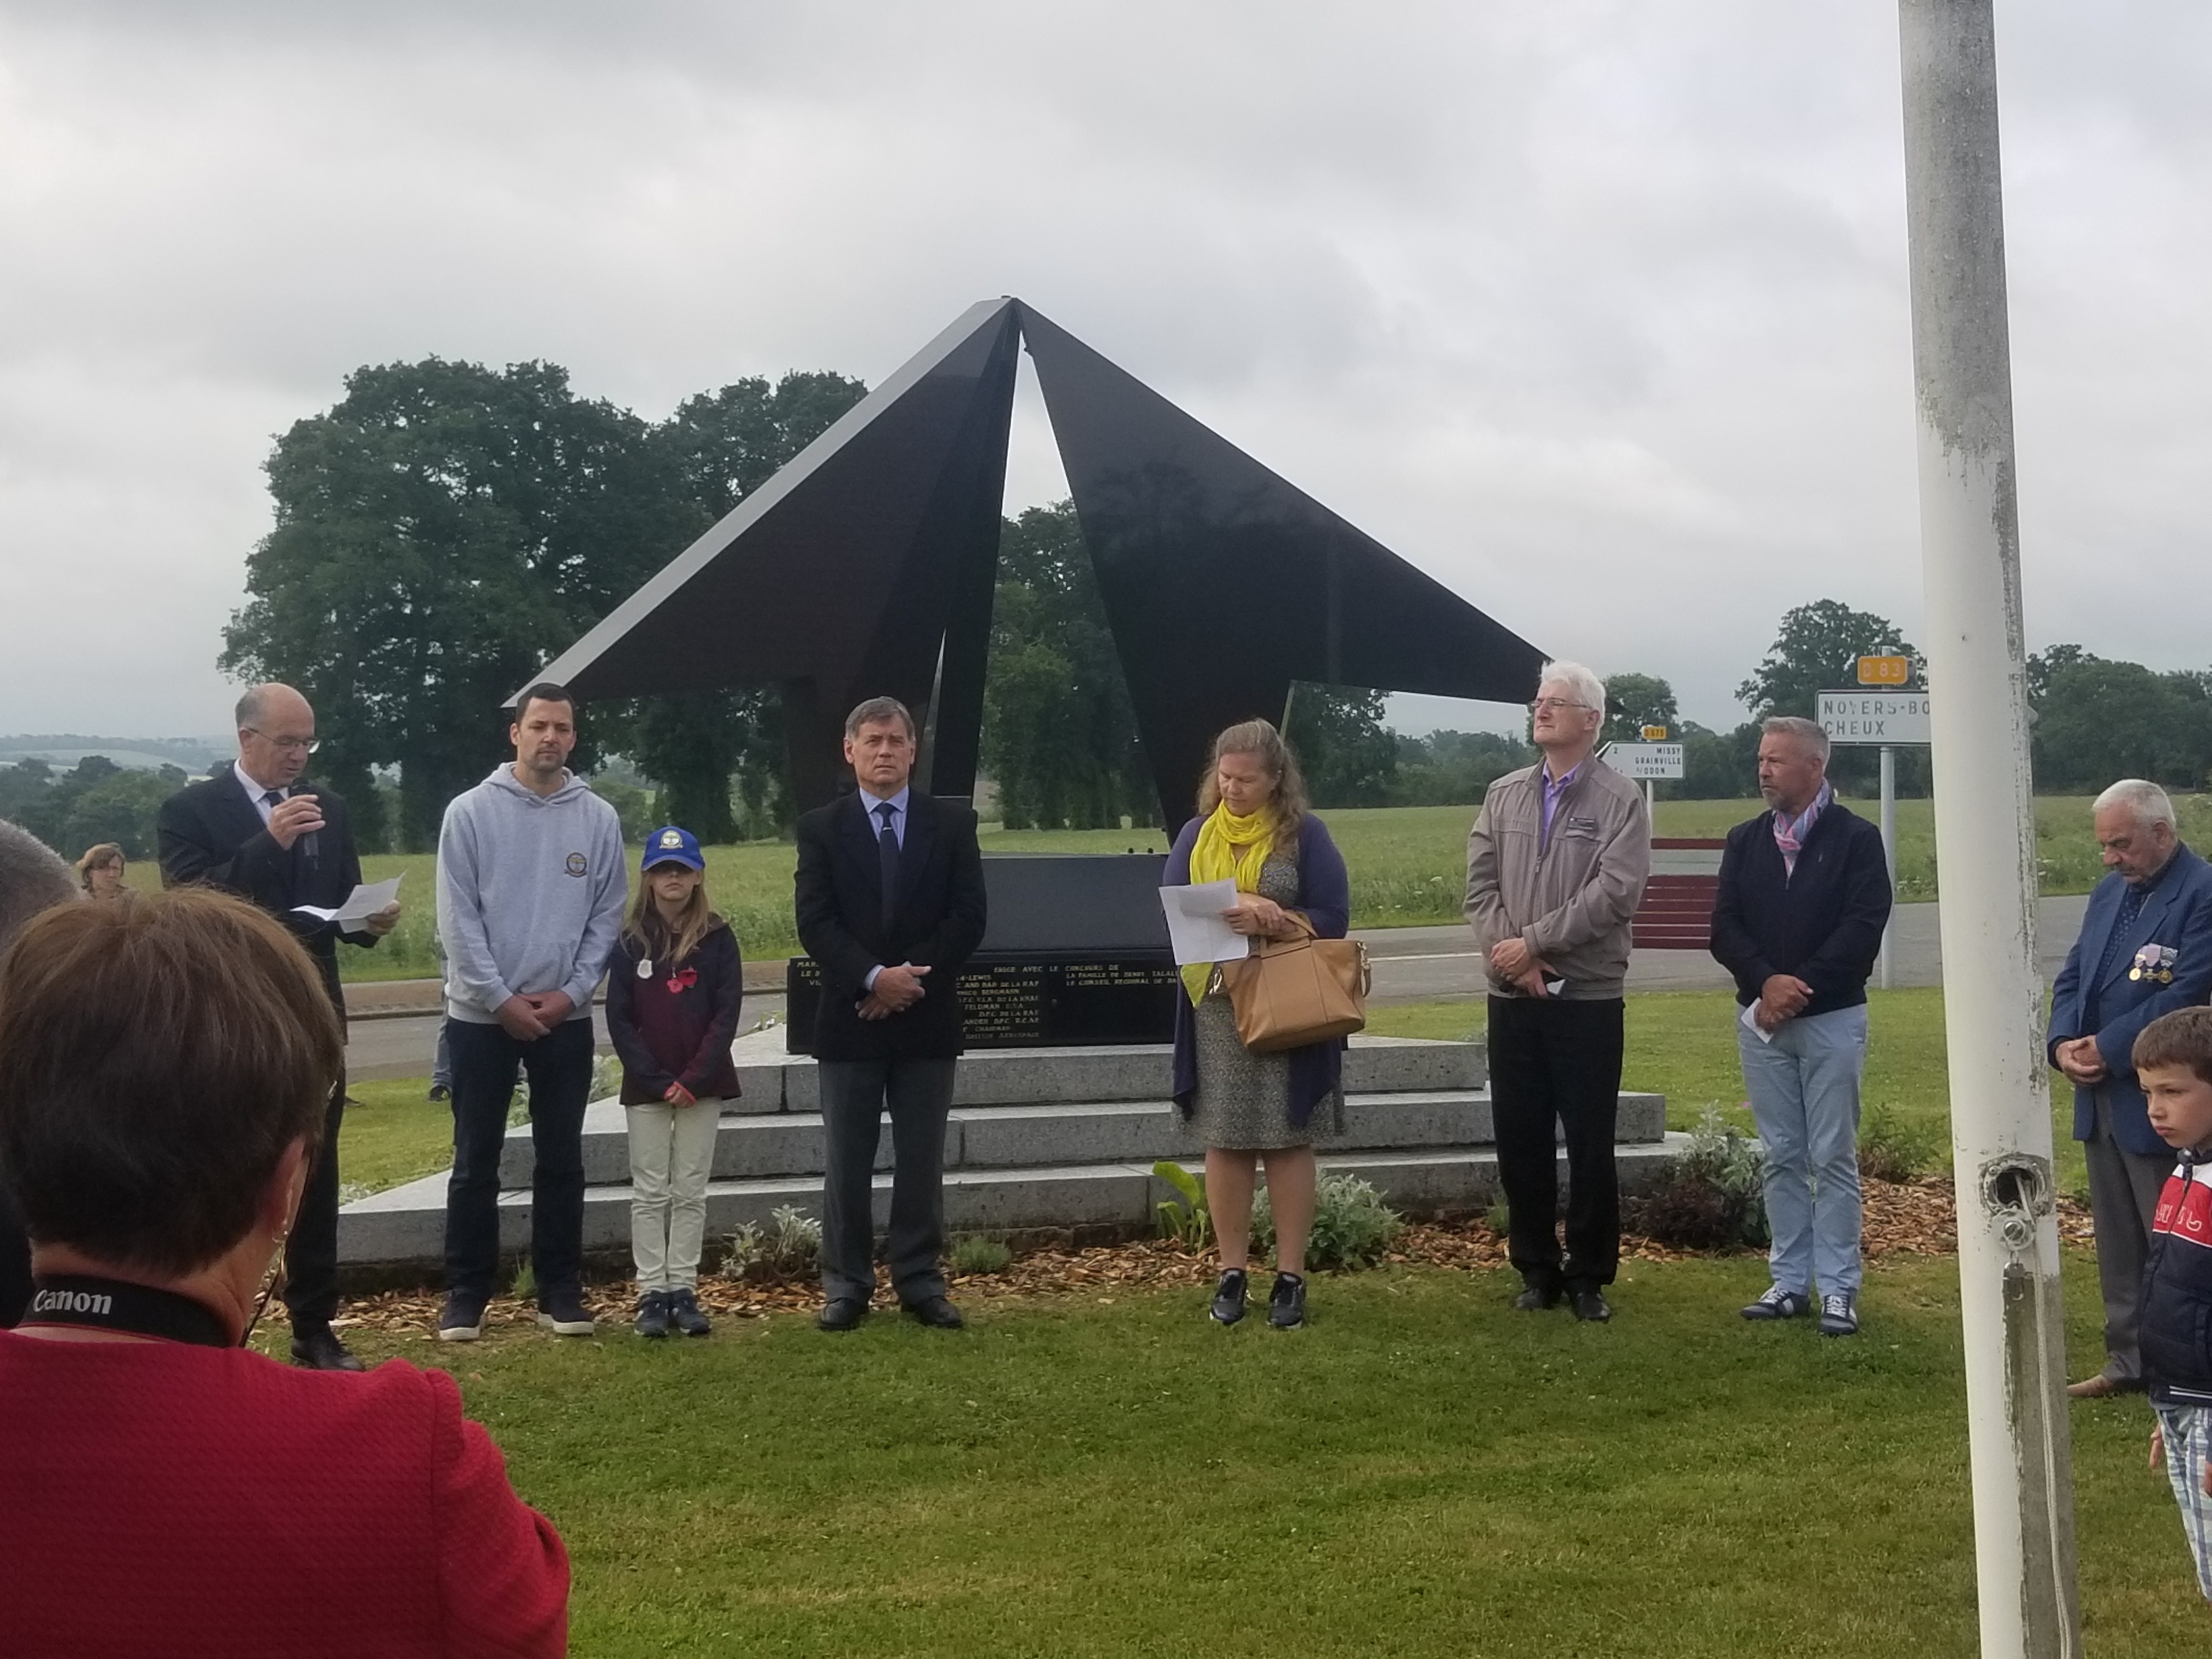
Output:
[299, 792, 2196, 983]
[338, 1077, 455, 1197]
[305, 1254, 2202, 1656]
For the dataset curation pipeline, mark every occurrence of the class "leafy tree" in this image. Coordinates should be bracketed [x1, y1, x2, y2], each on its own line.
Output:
[1387, 730, 1536, 805]
[223, 358, 693, 850]
[2030, 652, 2212, 792]
[1736, 600, 1922, 720]
[615, 373, 870, 842]
[1679, 720, 1762, 800]
[1737, 601, 1925, 796]
[980, 503, 1150, 829]
[1600, 673, 1680, 747]
[6, 757, 183, 861]
[1285, 685, 1397, 808]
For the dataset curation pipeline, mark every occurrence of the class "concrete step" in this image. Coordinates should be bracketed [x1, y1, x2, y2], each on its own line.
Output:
[728, 1030, 1487, 1114]
[340, 1133, 1695, 1271]
[500, 1090, 1669, 1188]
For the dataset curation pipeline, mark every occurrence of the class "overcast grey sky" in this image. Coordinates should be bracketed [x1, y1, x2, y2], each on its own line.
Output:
[2, 2, 2204, 742]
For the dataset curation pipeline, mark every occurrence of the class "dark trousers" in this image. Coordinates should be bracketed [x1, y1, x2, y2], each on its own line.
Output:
[818, 1057, 957, 1305]
[283, 1072, 347, 1327]
[444, 1016, 595, 1301]
[2084, 1091, 2169, 1383]
[1488, 995, 1625, 1293]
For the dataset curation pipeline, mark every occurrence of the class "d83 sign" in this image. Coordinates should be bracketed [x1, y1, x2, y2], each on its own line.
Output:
[1816, 691, 1932, 745]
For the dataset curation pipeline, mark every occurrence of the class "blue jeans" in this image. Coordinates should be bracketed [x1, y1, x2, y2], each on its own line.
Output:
[1739, 1003, 1867, 1297]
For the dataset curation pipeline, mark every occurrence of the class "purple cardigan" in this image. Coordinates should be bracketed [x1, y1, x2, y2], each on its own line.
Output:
[1165, 811, 1351, 1127]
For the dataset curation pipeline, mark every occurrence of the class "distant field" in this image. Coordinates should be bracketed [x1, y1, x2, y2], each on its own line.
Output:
[112, 792, 2187, 984]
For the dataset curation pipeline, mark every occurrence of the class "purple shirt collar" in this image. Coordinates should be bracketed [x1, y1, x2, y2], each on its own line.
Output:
[1540, 759, 1584, 849]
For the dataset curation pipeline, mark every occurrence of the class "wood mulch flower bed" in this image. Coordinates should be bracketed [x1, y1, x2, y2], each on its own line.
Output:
[320, 1175, 2094, 1341]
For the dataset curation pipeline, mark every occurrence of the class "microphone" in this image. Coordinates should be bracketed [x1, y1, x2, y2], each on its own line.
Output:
[294, 786, 320, 869]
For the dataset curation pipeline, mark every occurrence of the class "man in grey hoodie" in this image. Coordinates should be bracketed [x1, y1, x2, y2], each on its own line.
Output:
[435, 683, 627, 1341]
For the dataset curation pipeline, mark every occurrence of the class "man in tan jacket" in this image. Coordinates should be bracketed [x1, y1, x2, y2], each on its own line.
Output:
[1465, 661, 1651, 1323]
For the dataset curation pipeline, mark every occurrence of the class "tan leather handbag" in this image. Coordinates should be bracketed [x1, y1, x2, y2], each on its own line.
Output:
[1215, 915, 1371, 1053]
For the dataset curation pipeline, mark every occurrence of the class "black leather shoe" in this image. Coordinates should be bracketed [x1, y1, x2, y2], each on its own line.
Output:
[817, 1297, 869, 1332]
[903, 1295, 965, 1329]
[289, 1323, 366, 1372]
[1210, 1268, 1249, 1325]
[1267, 1272, 1307, 1330]
[1513, 1283, 1560, 1312]
[1570, 1289, 1612, 1324]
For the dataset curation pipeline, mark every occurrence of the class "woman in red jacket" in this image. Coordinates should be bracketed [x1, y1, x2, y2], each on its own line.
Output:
[0, 885, 568, 1658]
[605, 825, 743, 1339]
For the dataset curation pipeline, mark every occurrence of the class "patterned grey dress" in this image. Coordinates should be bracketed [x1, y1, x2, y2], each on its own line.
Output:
[1186, 844, 1346, 1150]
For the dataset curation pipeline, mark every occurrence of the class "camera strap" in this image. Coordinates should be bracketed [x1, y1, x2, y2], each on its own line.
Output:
[20, 1274, 233, 1348]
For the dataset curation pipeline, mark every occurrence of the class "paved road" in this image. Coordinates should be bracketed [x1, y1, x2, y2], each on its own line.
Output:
[344, 894, 2094, 1082]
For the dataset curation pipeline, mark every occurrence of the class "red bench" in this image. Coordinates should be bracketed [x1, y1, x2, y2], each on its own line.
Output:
[1634, 838, 1726, 951]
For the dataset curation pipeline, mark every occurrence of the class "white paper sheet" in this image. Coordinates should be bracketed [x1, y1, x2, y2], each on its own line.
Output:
[293, 873, 403, 928]
[1739, 1000, 1775, 1045]
[1158, 879, 1252, 967]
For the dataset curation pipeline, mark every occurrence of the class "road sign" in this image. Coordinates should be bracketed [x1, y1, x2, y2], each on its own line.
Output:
[1603, 742, 1684, 779]
[1857, 654, 1911, 685]
[1818, 690, 1932, 744]
[1640, 724, 1668, 741]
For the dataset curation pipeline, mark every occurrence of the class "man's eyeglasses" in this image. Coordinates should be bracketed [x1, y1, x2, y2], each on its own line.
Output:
[1527, 698, 1588, 715]
[246, 729, 320, 755]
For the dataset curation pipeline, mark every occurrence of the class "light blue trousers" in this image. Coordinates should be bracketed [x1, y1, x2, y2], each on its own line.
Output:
[1738, 1003, 1868, 1297]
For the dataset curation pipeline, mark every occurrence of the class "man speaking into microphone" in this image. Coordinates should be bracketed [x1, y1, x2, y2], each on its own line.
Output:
[157, 682, 399, 1370]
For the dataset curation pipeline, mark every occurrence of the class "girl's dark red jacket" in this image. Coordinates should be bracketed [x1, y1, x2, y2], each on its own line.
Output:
[604, 919, 744, 1104]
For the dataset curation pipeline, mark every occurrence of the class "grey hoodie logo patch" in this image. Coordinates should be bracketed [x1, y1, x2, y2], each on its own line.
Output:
[565, 852, 588, 878]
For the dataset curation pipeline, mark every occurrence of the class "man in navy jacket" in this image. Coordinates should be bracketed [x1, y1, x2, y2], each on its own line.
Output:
[1709, 717, 1892, 1337]
[2048, 778, 2212, 1398]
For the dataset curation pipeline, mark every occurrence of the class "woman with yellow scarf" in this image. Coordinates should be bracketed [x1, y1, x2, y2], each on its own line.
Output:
[1163, 719, 1351, 1330]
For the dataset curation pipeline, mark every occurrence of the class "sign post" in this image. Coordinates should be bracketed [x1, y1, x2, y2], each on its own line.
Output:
[1817, 687, 1931, 991]
[1600, 741, 1684, 827]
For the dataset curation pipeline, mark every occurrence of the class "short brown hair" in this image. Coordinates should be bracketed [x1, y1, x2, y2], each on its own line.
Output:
[2134, 1007, 2212, 1090]
[0, 887, 343, 1276]
[1194, 718, 1309, 830]
[844, 696, 916, 742]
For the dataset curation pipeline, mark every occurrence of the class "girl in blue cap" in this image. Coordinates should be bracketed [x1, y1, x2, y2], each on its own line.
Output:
[605, 826, 744, 1337]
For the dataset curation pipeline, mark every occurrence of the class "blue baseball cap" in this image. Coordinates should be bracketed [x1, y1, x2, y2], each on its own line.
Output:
[640, 825, 704, 872]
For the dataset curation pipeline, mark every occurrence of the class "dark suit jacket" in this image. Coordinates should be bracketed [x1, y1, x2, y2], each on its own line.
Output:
[156, 771, 375, 1021]
[793, 790, 987, 1062]
[1709, 801, 1893, 1019]
[2048, 843, 2212, 1156]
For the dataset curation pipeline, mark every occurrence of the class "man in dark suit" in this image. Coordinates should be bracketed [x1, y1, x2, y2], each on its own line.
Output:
[156, 684, 400, 1370]
[794, 696, 986, 1333]
[1709, 716, 1892, 1338]
[2049, 778, 2212, 1398]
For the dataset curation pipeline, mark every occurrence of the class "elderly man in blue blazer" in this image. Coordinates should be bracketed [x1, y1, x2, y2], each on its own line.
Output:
[2049, 778, 2212, 1399]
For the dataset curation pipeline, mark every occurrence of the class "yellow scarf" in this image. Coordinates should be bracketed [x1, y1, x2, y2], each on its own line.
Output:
[1181, 802, 1277, 1006]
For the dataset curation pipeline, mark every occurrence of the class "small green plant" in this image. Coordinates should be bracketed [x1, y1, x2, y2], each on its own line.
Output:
[509, 1259, 536, 1301]
[1630, 1105, 1768, 1250]
[1483, 1199, 1511, 1239]
[590, 1053, 623, 1101]
[1253, 1173, 1404, 1270]
[950, 1235, 1012, 1276]
[723, 1204, 822, 1281]
[1859, 1103, 1941, 1183]
[1152, 1161, 1212, 1250]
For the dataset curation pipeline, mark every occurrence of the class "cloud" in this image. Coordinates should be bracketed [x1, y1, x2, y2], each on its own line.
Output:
[0, 0, 2205, 741]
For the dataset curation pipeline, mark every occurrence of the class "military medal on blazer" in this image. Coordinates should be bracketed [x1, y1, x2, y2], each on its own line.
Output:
[2131, 943, 2180, 985]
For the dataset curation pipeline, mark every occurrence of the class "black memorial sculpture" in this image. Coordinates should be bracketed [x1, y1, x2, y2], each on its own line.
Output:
[529, 296, 1548, 830]
[527, 298, 1549, 1052]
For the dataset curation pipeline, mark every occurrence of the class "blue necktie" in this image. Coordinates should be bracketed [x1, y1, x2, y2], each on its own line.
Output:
[876, 802, 899, 934]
